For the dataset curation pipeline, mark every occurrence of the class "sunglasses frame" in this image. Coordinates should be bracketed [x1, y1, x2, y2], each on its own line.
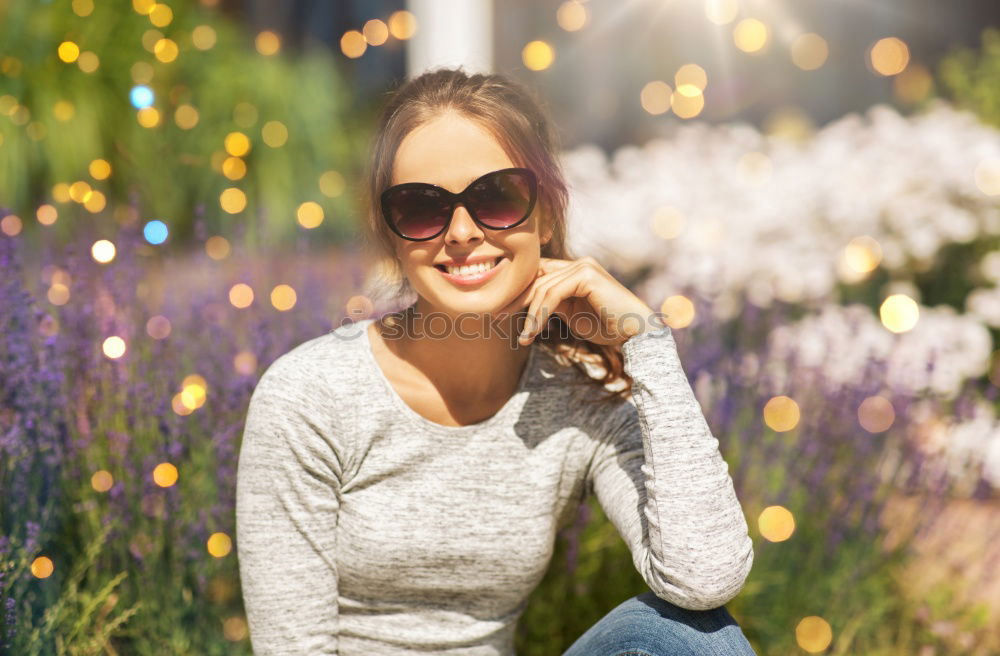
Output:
[380, 167, 539, 242]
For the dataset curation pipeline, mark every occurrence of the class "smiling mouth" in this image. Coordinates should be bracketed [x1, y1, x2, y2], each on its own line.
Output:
[434, 256, 504, 274]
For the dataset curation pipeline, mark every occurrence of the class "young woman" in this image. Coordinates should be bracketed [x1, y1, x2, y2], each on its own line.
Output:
[235, 68, 756, 655]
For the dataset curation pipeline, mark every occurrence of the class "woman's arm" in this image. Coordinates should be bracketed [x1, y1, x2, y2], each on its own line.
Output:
[586, 324, 754, 611]
[236, 360, 348, 655]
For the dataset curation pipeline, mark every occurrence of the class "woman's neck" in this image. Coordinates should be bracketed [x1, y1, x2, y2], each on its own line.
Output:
[376, 302, 531, 406]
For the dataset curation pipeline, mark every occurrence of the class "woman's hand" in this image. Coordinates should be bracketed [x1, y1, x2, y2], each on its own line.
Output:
[498, 256, 667, 347]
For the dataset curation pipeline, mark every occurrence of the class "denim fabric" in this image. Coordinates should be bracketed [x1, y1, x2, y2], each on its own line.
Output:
[561, 592, 758, 656]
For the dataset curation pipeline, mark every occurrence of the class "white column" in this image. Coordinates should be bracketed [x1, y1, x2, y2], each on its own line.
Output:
[405, 0, 494, 77]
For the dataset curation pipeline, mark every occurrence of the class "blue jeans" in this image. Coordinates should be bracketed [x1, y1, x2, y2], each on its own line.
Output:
[561, 591, 757, 656]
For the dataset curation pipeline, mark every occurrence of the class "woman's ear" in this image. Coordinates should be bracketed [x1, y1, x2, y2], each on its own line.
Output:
[540, 224, 553, 247]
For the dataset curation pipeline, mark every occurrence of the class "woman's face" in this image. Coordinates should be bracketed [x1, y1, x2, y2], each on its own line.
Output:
[389, 111, 551, 320]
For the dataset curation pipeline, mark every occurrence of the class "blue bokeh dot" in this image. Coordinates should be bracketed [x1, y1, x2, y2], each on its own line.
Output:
[144, 220, 168, 244]
[130, 86, 154, 109]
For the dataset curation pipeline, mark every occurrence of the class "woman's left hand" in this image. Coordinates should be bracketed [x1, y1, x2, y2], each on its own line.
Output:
[511, 256, 667, 347]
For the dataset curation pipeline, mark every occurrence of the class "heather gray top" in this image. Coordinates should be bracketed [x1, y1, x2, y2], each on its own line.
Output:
[235, 318, 754, 656]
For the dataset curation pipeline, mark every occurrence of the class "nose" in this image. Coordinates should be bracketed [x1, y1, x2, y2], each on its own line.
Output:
[443, 202, 484, 246]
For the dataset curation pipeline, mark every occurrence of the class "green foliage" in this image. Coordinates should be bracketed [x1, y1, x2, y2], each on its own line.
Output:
[0, 0, 371, 246]
[4, 520, 140, 656]
[517, 493, 998, 655]
[938, 27, 1000, 128]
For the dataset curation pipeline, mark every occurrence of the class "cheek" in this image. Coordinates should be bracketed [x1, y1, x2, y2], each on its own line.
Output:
[508, 251, 540, 286]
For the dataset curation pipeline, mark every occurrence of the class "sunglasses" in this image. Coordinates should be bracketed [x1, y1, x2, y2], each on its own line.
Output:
[380, 167, 539, 241]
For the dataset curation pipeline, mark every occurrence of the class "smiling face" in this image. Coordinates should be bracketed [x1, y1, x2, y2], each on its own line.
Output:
[389, 111, 552, 319]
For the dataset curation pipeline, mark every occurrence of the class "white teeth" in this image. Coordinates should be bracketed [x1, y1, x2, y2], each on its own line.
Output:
[445, 258, 498, 276]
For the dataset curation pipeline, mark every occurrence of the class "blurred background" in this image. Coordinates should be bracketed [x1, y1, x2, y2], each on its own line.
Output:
[3, 1, 1000, 654]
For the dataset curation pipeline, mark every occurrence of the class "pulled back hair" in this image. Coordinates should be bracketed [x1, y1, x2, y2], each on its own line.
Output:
[360, 66, 632, 403]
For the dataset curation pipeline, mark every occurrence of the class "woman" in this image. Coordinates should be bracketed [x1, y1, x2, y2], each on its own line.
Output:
[235, 67, 756, 655]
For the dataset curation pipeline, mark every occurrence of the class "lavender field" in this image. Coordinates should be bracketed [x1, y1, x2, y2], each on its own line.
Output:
[3, 151, 1000, 651]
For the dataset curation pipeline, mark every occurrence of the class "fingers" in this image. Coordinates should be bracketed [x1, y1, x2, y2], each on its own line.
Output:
[519, 263, 588, 343]
[494, 265, 545, 319]
[495, 257, 569, 320]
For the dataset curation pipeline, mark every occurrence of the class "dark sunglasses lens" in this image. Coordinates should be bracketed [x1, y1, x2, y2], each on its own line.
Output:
[384, 188, 450, 239]
[467, 170, 534, 228]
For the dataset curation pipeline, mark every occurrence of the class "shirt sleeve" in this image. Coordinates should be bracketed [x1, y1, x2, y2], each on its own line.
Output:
[235, 359, 348, 655]
[585, 324, 754, 611]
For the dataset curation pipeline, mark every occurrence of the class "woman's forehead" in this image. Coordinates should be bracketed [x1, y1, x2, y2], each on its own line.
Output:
[392, 116, 515, 189]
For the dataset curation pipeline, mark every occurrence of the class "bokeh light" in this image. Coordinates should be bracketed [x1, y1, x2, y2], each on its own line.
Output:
[220, 188, 247, 214]
[522, 40, 555, 71]
[763, 395, 800, 432]
[363, 19, 389, 46]
[146, 315, 172, 340]
[640, 81, 672, 115]
[137, 107, 160, 127]
[795, 616, 833, 652]
[180, 374, 207, 411]
[152, 462, 179, 487]
[222, 616, 249, 642]
[130, 85, 154, 109]
[791, 33, 829, 71]
[144, 220, 168, 244]
[270, 284, 297, 311]
[296, 201, 324, 229]
[91, 239, 116, 263]
[870, 37, 910, 76]
[345, 295, 375, 321]
[758, 505, 796, 542]
[222, 156, 247, 180]
[234, 350, 258, 376]
[704, 0, 738, 25]
[671, 89, 704, 118]
[256, 30, 280, 56]
[77, 51, 100, 73]
[224, 132, 251, 157]
[153, 38, 179, 63]
[207, 532, 232, 557]
[1, 214, 23, 236]
[205, 236, 231, 260]
[148, 3, 173, 27]
[72, 0, 94, 17]
[102, 336, 127, 359]
[175, 104, 199, 129]
[387, 10, 417, 39]
[91, 470, 114, 492]
[880, 293, 919, 333]
[893, 63, 934, 103]
[36, 204, 58, 226]
[89, 159, 112, 180]
[229, 283, 254, 309]
[57, 41, 80, 63]
[192, 25, 217, 50]
[261, 120, 288, 147]
[556, 1, 588, 32]
[341, 30, 367, 58]
[858, 395, 896, 433]
[659, 295, 695, 329]
[734, 18, 769, 53]
[31, 556, 54, 579]
[319, 170, 345, 197]
[675, 64, 707, 96]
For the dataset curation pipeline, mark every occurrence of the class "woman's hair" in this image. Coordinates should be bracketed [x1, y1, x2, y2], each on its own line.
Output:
[359, 66, 633, 404]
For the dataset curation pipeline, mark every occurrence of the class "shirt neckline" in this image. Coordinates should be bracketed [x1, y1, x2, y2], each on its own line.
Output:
[356, 317, 538, 436]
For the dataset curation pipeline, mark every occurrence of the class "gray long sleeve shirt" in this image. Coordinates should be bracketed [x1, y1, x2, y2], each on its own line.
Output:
[235, 318, 754, 655]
